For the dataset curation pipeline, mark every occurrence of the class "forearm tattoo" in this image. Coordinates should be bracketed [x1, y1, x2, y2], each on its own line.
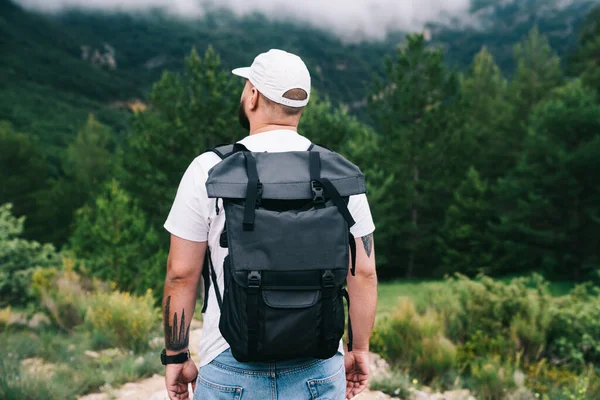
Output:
[164, 296, 190, 351]
[361, 233, 373, 258]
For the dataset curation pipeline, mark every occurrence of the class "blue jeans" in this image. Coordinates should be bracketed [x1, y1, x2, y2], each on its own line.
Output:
[193, 349, 346, 400]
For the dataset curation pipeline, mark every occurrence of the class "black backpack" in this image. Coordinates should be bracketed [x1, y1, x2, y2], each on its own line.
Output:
[200, 143, 366, 362]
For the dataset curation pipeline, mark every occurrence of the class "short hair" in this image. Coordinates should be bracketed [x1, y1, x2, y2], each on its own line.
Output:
[260, 89, 308, 116]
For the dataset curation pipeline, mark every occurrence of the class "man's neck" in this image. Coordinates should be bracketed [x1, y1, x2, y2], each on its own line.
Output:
[249, 124, 298, 136]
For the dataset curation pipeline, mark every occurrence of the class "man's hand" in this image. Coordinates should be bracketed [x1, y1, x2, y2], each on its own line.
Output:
[345, 350, 370, 399]
[165, 359, 198, 400]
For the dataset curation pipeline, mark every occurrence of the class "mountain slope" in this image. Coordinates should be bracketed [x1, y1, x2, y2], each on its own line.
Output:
[1, 0, 598, 153]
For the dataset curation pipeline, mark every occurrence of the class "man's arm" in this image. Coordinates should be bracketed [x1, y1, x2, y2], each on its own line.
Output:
[345, 233, 377, 399]
[348, 233, 377, 351]
[163, 234, 206, 400]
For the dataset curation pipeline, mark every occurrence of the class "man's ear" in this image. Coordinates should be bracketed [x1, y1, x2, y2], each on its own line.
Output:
[249, 87, 259, 111]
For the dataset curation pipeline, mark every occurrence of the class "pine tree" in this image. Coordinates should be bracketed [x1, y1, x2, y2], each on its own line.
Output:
[510, 27, 563, 126]
[568, 6, 600, 93]
[494, 81, 600, 280]
[0, 122, 49, 240]
[69, 180, 163, 294]
[368, 34, 460, 277]
[459, 48, 515, 179]
[437, 167, 496, 276]
[65, 114, 113, 193]
[122, 46, 244, 228]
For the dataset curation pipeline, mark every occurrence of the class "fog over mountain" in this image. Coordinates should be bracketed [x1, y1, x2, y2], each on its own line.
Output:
[14, 0, 472, 40]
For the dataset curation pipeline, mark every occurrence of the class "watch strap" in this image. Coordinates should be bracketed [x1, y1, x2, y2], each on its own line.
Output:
[161, 349, 190, 365]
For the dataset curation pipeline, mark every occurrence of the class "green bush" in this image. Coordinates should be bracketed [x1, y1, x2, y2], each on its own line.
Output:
[68, 180, 164, 297]
[30, 256, 102, 331]
[547, 284, 600, 365]
[0, 204, 61, 307]
[430, 274, 552, 362]
[371, 298, 457, 384]
[84, 289, 159, 352]
[468, 356, 516, 400]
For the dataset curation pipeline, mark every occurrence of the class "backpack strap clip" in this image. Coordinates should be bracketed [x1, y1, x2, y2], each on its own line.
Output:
[311, 181, 325, 205]
[322, 270, 335, 288]
[248, 271, 262, 288]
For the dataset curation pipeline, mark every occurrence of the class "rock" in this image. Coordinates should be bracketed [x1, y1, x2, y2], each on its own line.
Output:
[443, 389, 473, 400]
[148, 390, 169, 400]
[28, 313, 51, 329]
[149, 336, 164, 349]
[368, 352, 393, 384]
[134, 356, 145, 366]
[505, 388, 536, 400]
[99, 348, 123, 358]
[21, 357, 56, 377]
[85, 350, 100, 358]
[7, 312, 28, 327]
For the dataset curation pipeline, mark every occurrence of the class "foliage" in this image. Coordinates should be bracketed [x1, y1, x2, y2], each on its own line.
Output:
[569, 5, 600, 93]
[437, 167, 497, 276]
[371, 298, 457, 384]
[468, 356, 516, 400]
[547, 284, 600, 365]
[0, 122, 50, 240]
[68, 180, 164, 296]
[84, 289, 159, 352]
[121, 46, 244, 228]
[509, 27, 564, 125]
[494, 81, 600, 280]
[373, 276, 600, 399]
[368, 34, 461, 278]
[0, 204, 61, 307]
[30, 259, 88, 331]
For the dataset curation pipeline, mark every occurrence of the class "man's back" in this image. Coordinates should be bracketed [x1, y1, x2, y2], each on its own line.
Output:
[161, 49, 378, 400]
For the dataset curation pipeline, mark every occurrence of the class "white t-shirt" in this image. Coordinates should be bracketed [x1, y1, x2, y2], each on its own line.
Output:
[164, 129, 375, 367]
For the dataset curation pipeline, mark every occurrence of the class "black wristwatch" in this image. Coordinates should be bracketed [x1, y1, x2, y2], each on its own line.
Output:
[161, 349, 191, 365]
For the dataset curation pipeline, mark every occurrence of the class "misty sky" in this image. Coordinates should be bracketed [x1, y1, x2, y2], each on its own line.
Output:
[14, 0, 471, 40]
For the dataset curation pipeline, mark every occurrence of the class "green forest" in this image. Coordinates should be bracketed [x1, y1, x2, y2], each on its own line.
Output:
[2, 0, 600, 399]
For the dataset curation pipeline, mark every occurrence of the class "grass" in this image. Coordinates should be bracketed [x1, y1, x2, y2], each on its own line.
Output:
[0, 327, 163, 400]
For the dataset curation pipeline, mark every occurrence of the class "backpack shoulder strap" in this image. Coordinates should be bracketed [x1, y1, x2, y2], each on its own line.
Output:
[308, 143, 334, 153]
[207, 143, 250, 160]
[200, 142, 250, 313]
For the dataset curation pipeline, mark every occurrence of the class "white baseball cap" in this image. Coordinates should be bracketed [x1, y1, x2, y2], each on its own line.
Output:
[232, 49, 311, 108]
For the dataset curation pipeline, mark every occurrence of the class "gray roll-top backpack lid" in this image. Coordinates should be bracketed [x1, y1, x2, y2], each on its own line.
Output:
[201, 142, 366, 362]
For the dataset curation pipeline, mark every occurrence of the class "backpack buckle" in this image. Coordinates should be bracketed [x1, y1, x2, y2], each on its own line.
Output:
[322, 270, 335, 288]
[311, 181, 325, 204]
[248, 271, 262, 288]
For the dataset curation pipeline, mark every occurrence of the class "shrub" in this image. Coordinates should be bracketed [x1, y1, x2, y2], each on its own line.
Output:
[0, 204, 61, 307]
[547, 284, 600, 365]
[468, 356, 516, 400]
[0, 307, 11, 330]
[68, 180, 164, 297]
[31, 258, 89, 331]
[430, 274, 553, 362]
[371, 298, 457, 384]
[84, 289, 159, 352]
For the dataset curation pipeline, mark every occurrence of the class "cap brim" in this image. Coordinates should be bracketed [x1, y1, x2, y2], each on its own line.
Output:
[232, 67, 251, 79]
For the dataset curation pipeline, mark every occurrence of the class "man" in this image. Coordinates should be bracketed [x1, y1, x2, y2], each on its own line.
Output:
[162, 49, 377, 400]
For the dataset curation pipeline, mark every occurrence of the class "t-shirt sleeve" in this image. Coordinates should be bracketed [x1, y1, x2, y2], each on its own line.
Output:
[163, 159, 210, 242]
[347, 193, 376, 238]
